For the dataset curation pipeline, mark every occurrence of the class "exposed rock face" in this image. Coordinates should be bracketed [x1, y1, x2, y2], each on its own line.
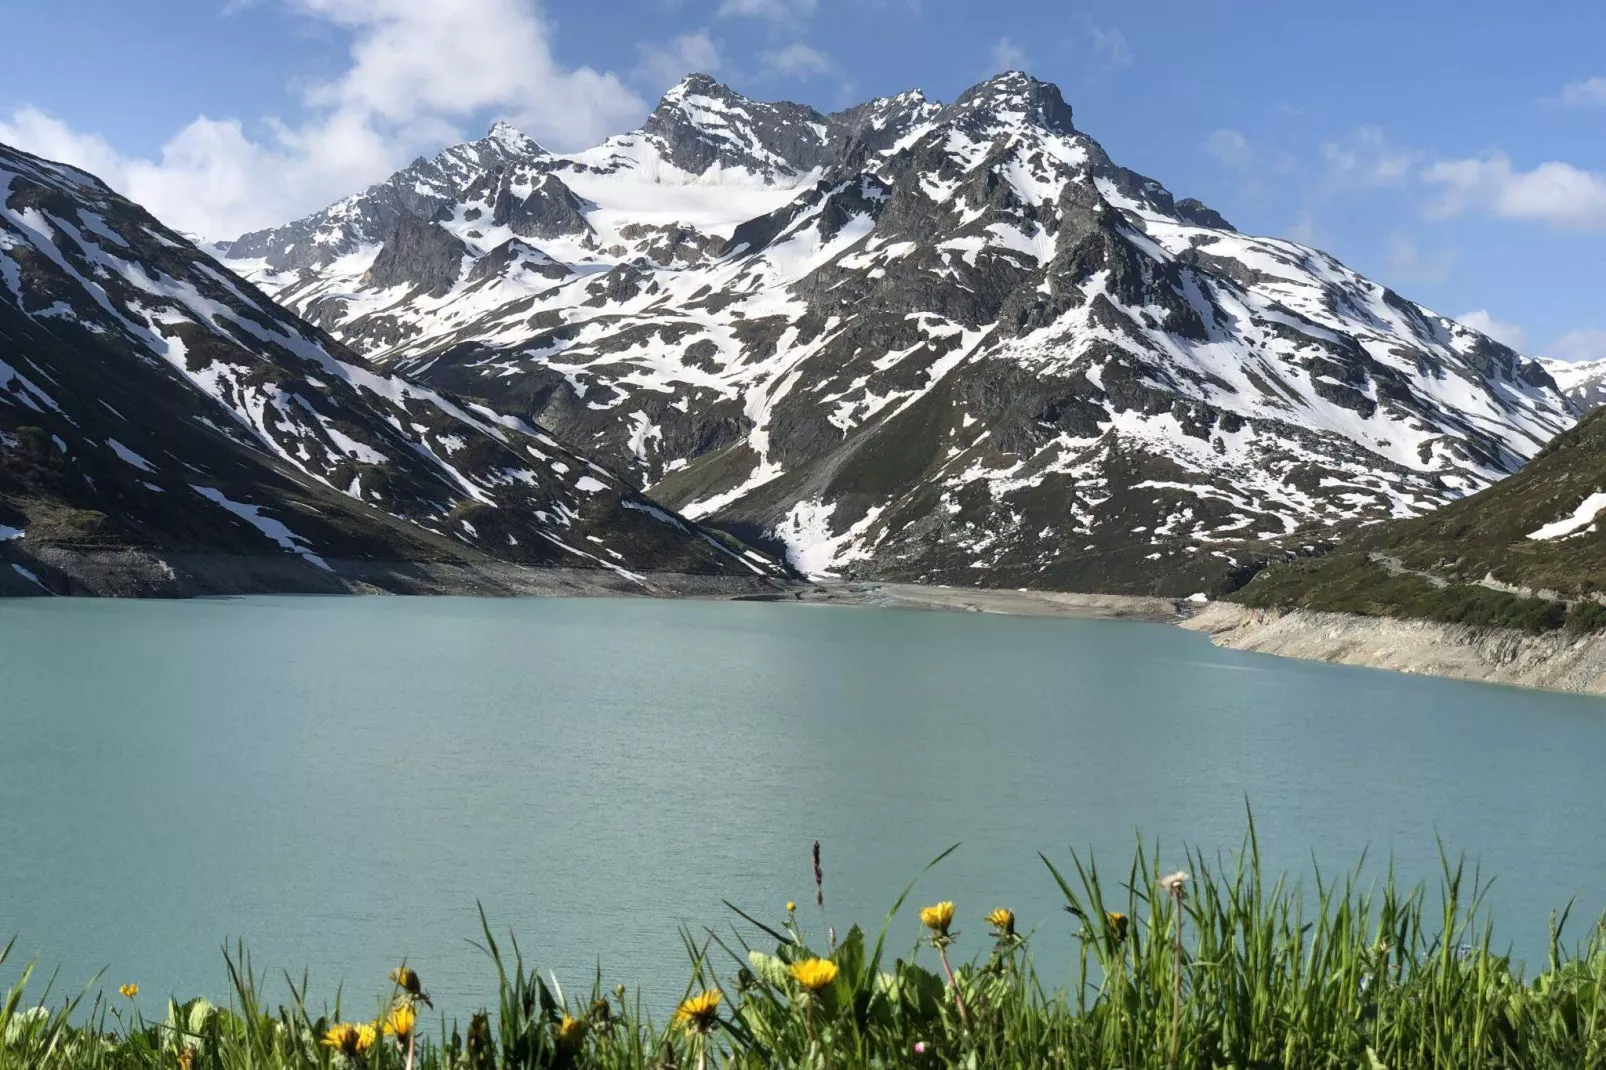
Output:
[1539, 357, 1606, 413]
[0, 140, 790, 592]
[364, 214, 468, 297]
[221, 72, 1576, 595]
[641, 73, 839, 177]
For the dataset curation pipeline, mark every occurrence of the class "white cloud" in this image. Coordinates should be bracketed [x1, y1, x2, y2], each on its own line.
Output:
[1206, 128, 1250, 169]
[761, 43, 833, 79]
[1548, 328, 1606, 362]
[1320, 126, 1418, 189]
[1560, 76, 1606, 108]
[1457, 309, 1529, 351]
[991, 36, 1028, 73]
[636, 32, 722, 92]
[1385, 233, 1456, 284]
[715, 0, 817, 21]
[1089, 24, 1132, 70]
[1423, 152, 1606, 231]
[0, 0, 642, 240]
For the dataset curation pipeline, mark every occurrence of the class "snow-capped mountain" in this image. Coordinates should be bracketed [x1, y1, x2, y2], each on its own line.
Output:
[0, 139, 786, 594]
[1538, 357, 1606, 413]
[219, 72, 1576, 594]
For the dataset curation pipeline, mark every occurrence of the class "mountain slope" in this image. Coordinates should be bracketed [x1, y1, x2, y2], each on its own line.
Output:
[1232, 408, 1606, 631]
[0, 140, 788, 595]
[1539, 357, 1606, 413]
[221, 72, 1575, 595]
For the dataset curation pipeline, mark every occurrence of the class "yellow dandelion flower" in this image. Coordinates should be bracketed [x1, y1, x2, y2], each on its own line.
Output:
[1107, 911, 1129, 942]
[554, 1014, 587, 1050]
[118, 983, 139, 999]
[383, 1003, 417, 1040]
[786, 900, 797, 914]
[389, 965, 432, 1006]
[789, 957, 838, 992]
[985, 908, 1015, 937]
[355, 1022, 377, 1053]
[321, 1022, 362, 1056]
[919, 901, 955, 936]
[673, 990, 723, 1035]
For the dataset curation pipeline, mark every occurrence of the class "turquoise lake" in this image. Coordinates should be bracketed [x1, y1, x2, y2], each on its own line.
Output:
[2, 595, 1604, 1017]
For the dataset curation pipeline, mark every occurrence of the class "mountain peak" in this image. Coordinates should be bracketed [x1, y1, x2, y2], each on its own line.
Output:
[659, 72, 731, 106]
[642, 74, 833, 178]
[940, 72, 1074, 135]
[481, 120, 546, 158]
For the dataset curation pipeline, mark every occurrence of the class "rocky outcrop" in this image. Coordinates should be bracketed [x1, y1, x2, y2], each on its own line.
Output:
[364, 214, 468, 296]
[1182, 602, 1606, 695]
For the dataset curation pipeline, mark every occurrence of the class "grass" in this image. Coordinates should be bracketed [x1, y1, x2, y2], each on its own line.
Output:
[7, 829, 1606, 1068]
[1229, 551, 1592, 634]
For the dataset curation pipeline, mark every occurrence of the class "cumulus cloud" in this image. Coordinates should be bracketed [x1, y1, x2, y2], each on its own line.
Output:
[1560, 76, 1606, 108]
[1457, 309, 1529, 351]
[761, 42, 833, 79]
[0, 0, 642, 240]
[991, 37, 1028, 73]
[1548, 328, 1606, 363]
[636, 31, 723, 92]
[1422, 152, 1606, 231]
[1321, 126, 1419, 189]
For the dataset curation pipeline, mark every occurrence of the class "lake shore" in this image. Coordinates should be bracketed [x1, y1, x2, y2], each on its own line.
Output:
[746, 580, 1191, 622]
[1183, 601, 1606, 696]
[14, 550, 1606, 699]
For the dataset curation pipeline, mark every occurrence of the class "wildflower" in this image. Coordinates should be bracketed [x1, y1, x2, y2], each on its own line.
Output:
[913, 1041, 931, 1055]
[919, 901, 956, 937]
[355, 1023, 377, 1053]
[786, 900, 797, 914]
[321, 1023, 363, 1057]
[589, 997, 613, 1025]
[1107, 911, 1129, 942]
[383, 1003, 417, 1041]
[1158, 871, 1190, 898]
[118, 983, 139, 999]
[554, 1014, 587, 1051]
[985, 907, 1015, 938]
[390, 965, 433, 1007]
[673, 990, 722, 1035]
[177, 1048, 197, 1070]
[789, 957, 839, 992]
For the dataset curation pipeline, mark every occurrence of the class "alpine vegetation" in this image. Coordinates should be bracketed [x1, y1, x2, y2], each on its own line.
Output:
[220, 72, 1575, 595]
[7, 836, 1606, 1068]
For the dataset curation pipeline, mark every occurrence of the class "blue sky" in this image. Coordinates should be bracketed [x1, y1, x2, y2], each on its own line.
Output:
[2, 0, 1603, 359]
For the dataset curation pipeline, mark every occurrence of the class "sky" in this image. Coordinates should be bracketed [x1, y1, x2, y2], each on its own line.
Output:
[1, 0, 1603, 361]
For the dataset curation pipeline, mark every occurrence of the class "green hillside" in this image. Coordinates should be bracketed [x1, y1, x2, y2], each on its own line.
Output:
[1230, 408, 1606, 633]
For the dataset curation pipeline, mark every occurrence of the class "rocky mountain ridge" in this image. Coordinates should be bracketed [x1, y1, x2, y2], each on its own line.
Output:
[218, 72, 1578, 595]
[1539, 356, 1606, 413]
[0, 139, 788, 594]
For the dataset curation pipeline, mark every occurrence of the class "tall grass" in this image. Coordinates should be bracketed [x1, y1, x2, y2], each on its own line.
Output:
[7, 830, 1606, 1068]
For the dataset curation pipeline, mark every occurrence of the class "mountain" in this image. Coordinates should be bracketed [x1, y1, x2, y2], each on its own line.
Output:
[0, 140, 789, 596]
[1538, 357, 1606, 413]
[1232, 408, 1606, 633]
[218, 72, 1576, 596]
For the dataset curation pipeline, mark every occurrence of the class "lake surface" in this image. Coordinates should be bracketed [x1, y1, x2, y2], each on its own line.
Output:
[3, 594, 1606, 1018]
